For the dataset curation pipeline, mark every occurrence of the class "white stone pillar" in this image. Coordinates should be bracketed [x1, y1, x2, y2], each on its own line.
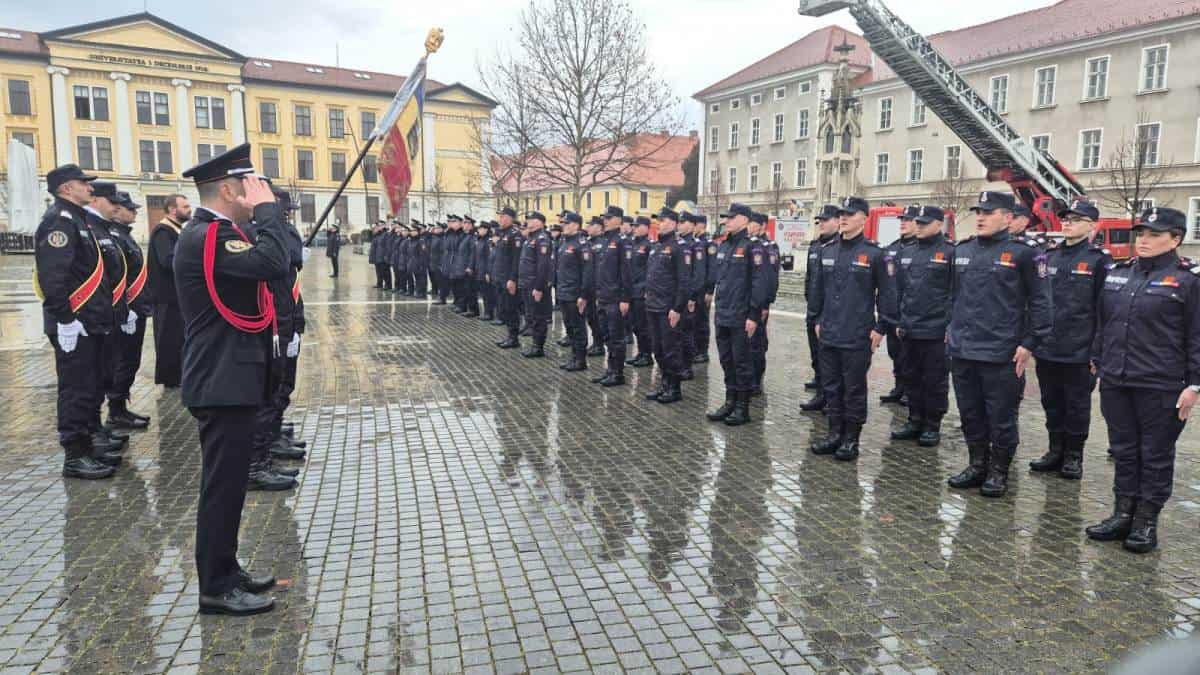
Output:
[227, 84, 246, 145]
[47, 66, 72, 165]
[172, 78, 193, 170]
[108, 72, 134, 175]
[422, 111, 436, 189]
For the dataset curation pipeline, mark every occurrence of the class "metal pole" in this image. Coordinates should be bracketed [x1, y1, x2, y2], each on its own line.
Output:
[303, 132, 377, 247]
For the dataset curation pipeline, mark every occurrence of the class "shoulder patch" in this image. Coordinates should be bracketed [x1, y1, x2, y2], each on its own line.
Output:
[46, 230, 69, 248]
[225, 240, 252, 254]
[1023, 239, 1039, 248]
[59, 210, 75, 220]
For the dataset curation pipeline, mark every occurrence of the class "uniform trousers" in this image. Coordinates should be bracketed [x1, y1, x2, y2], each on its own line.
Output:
[428, 268, 440, 296]
[750, 313, 769, 384]
[805, 318, 821, 383]
[951, 358, 1022, 450]
[190, 404, 256, 596]
[630, 299, 649, 355]
[599, 301, 626, 372]
[695, 298, 711, 356]
[412, 269, 427, 297]
[252, 355, 287, 463]
[819, 344, 872, 424]
[328, 255, 339, 277]
[886, 331, 903, 388]
[1036, 360, 1095, 437]
[480, 279, 495, 317]
[900, 337, 949, 426]
[1100, 384, 1187, 509]
[560, 299, 587, 355]
[438, 273, 452, 303]
[647, 311, 684, 379]
[374, 263, 389, 288]
[716, 324, 755, 393]
[95, 333, 118, 429]
[152, 302, 183, 386]
[108, 314, 148, 402]
[499, 284, 521, 339]
[51, 333, 101, 445]
[392, 266, 405, 293]
[523, 287, 552, 346]
[588, 303, 606, 347]
[680, 309, 698, 363]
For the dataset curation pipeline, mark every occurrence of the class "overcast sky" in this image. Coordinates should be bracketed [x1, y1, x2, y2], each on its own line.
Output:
[9, 0, 1055, 126]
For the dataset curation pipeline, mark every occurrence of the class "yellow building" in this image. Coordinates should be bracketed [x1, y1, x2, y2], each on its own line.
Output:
[0, 12, 496, 239]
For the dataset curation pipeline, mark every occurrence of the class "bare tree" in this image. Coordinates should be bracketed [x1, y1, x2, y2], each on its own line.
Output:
[766, 172, 789, 217]
[929, 171, 974, 221]
[701, 156, 725, 225]
[478, 0, 685, 212]
[428, 166, 448, 221]
[465, 66, 537, 211]
[1091, 115, 1172, 219]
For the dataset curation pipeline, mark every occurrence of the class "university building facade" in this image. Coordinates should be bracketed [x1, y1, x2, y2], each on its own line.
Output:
[0, 13, 496, 239]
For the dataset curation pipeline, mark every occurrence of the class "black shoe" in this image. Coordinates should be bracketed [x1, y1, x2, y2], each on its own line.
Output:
[948, 444, 989, 489]
[591, 371, 611, 384]
[496, 338, 520, 349]
[803, 379, 818, 390]
[693, 353, 709, 364]
[880, 386, 904, 403]
[520, 327, 532, 337]
[522, 346, 545, 358]
[834, 423, 861, 462]
[491, 319, 506, 326]
[481, 314, 495, 321]
[102, 425, 131, 441]
[656, 380, 682, 404]
[450, 307, 463, 314]
[91, 432, 125, 454]
[587, 345, 606, 357]
[1029, 432, 1065, 472]
[599, 373, 626, 387]
[679, 368, 694, 381]
[631, 354, 654, 368]
[890, 420, 923, 441]
[810, 417, 843, 456]
[799, 395, 826, 412]
[107, 400, 150, 429]
[464, 311, 479, 318]
[723, 392, 751, 426]
[281, 422, 295, 435]
[1059, 434, 1084, 480]
[199, 587, 275, 616]
[707, 393, 736, 421]
[268, 461, 300, 477]
[237, 570, 277, 593]
[269, 442, 306, 460]
[563, 357, 587, 372]
[1087, 497, 1136, 541]
[92, 449, 123, 467]
[557, 337, 571, 347]
[645, 381, 666, 401]
[62, 455, 116, 480]
[980, 446, 1014, 498]
[917, 429, 941, 447]
[1123, 503, 1160, 553]
[436, 299, 448, 305]
[248, 466, 296, 491]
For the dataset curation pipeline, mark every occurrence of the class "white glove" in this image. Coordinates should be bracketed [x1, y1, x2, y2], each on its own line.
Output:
[120, 310, 138, 335]
[57, 320, 86, 353]
[286, 332, 301, 358]
[302, 247, 312, 263]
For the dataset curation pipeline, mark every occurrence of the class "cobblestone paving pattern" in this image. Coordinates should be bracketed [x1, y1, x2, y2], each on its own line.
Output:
[1, 255, 1199, 674]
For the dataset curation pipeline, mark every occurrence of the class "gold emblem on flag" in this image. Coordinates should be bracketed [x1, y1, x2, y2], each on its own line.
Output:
[425, 28, 445, 55]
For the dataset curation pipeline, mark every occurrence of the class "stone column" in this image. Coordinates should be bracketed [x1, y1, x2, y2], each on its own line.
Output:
[227, 84, 246, 144]
[108, 72, 134, 175]
[172, 78, 193, 170]
[47, 66, 72, 165]
[422, 111, 437, 190]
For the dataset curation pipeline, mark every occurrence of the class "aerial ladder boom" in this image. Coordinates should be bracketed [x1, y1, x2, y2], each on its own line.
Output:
[799, 0, 1087, 230]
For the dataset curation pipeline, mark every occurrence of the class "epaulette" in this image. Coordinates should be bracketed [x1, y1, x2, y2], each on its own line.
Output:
[1021, 238, 1040, 247]
[820, 238, 838, 247]
[1178, 258, 1200, 275]
[58, 210, 75, 220]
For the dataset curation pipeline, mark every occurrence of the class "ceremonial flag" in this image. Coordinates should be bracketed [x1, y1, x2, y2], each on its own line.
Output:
[375, 57, 427, 216]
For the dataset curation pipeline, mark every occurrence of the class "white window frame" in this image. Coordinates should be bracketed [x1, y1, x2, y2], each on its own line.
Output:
[1083, 55, 1110, 101]
[710, 102, 720, 114]
[750, 93, 763, 106]
[749, 164, 759, 191]
[770, 161, 783, 189]
[729, 121, 740, 149]
[750, 118, 761, 146]
[709, 126, 719, 152]
[1186, 196, 1200, 243]
[730, 98, 741, 110]
[910, 95, 927, 127]
[878, 97, 894, 131]
[796, 108, 810, 139]
[1139, 44, 1169, 92]
[1031, 134, 1051, 155]
[1078, 128, 1104, 171]
[773, 86, 786, 101]
[1136, 121, 1162, 167]
[907, 148, 924, 183]
[875, 153, 889, 185]
[989, 74, 1009, 114]
[772, 113, 785, 143]
[799, 81, 812, 94]
[1033, 65, 1058, 108]
[795, 158, 807, 187]
[728, 166, 737, 193]
[944, 145, 962, 179]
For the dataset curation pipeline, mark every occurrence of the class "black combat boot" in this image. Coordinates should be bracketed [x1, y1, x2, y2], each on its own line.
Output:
[657, 377, 682, 404]
[591, 370, 612, 384]
[1029, 431, 1065, 472]
[522, 344, 545, 358]
[248, 458, 296, 491]
[564, 353, 587, 372]
[1123, 502, 1161, 553]
[629, 353, 654, 368]
[1087, 496, 1136, 541]
[948, 443, 989, 489]
[266, 457, 300, 477]
[91, 430, 126, 454]
[707, 392, 736, 421]
[62, 438, 116, 479]
[496, 337, 520, 349]
[269, 438, 306, 460]
[918, 420, 941, 448]
[834, 423, 862, 462]
[980, 446, 1015, 498]
[799, 393, 826, 412]
[803, 379, 819, 390]
[723, 392, 751, 426]
[810, 417, 843, 455]
[880, 385, 904, 404]
[107, 398, 150, 430]
[890, 418, 923, 441]
[645, 379, 667, 401]
[587, 344, 606, 357]
[1059, 434, 1084, 480]
[599, 371, 626, 387]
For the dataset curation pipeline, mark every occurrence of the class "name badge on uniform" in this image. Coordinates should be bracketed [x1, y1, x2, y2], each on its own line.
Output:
[932, 252, 949, 264]
[822, 259, 834, 266]
[955, 257, 970, 265]
[1151, 276, 1180, 288]
[900, 257, 913, 265]
[994, 252, 1016, 269]
[1071, 262, 1093, 276]
[852, 254, 870, 268]
[1106, 276, 1128, 286]
[717, 253, 726, 260]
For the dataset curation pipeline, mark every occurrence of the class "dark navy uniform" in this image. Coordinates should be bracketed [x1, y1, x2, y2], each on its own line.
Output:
[392, 231, 408, 294]
[325, 224, 341, 277]
[1030, 220, 1110, 477]
[492, 215, 523, 346]
[439, 226, 459, 303]
[36, 167, 117, 477]
[555, 226, 593, 366]
[455, 226, 477, 313]
[429, 229, 446, 300]
[692, 224, 715, 363]
[1089, 208, 1200, 551]
[412, 229, 430, 298]
[586, 230, 607, 353]
[107, 198, 154, 428]
[369, 224, 387, 288]
[644, 228, 692, 397]
[593, 219, 634, 380]
[946, 192, 1052, 496]
[149, 213, 184, 386]
[474, 231, 493, 318]
[883, 224, 918, 402]
[809, 224, 897, 455]
[517, 219, 554, 351]
[749, 230, 780, 392]
[626, 231, 652, 364]
[84, 192, 133, 447]
[802, 207, 839, 409]
[894, 221, 955, 440]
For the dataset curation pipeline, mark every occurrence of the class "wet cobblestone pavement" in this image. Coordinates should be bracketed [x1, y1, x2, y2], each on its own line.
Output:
[2, 253, 1200, 674]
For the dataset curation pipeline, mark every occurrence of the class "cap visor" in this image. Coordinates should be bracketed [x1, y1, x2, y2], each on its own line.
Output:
[914, 216, 937, 224]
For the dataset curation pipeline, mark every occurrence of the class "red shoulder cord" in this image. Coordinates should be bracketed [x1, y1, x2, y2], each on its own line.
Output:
[203, 221, 279, 353]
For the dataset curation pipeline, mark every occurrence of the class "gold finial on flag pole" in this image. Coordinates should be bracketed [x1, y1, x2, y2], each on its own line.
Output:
[425, 28, 445, 56]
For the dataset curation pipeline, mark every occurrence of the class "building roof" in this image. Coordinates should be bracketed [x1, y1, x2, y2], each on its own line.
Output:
[693, 26, 871, 99]
[40, 12, 244, 60]
[862, 0, 1200, 85]
[242, 57, 445, 97]
[0, 28, 48, 57]
[493, 133, 698, 194]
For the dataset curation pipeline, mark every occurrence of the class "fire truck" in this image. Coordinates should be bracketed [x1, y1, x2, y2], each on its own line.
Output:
[798, 0, 1132, 250]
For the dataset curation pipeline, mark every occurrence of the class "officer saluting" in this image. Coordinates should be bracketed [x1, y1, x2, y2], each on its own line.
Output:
[946, 191, 1052, 497]
[175, 144, 290, 615]
[1087, 207, 1200, 553]
[35, 164, 117, 479]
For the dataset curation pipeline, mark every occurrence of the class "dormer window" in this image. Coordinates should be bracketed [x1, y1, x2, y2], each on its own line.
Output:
[305, 66, 325, 74]
[0, 31, 21, 40]
[353, 72, 372, 80]
[253, 60, 272, 68]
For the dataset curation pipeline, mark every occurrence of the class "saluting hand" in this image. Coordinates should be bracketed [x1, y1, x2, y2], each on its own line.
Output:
[237, 175, 275, 210]
[1177, 387, 1198, 421]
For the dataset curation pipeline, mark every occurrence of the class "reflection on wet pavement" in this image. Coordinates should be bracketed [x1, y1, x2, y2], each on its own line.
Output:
[1, 254, 1198, 673]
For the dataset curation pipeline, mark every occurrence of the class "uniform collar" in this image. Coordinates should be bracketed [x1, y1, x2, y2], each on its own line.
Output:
[979, 229, 1011, 244]
[916, 232, 944, 247]
[1137, 250, 1178, 271]
[658, 231, 676, 243]
[196, 206, 234, 223]
[840, 232, 864, 246]
[818, 232, 836, 244]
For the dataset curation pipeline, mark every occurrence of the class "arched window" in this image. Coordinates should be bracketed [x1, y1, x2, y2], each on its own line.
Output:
[841, 127, 852, 153]
[825, 128, 835, 153]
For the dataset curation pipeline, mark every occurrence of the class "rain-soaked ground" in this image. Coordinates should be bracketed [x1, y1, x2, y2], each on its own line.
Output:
[1, 251, 1199, 674]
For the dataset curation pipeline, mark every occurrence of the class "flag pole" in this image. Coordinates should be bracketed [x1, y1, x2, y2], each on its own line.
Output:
[303, 28, 444, 248]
